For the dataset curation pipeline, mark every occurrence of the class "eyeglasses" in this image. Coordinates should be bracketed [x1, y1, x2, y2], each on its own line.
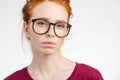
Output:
[27, 18, 72, 38]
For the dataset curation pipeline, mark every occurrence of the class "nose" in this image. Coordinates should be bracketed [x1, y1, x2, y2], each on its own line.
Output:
[45, 24, 55, 37]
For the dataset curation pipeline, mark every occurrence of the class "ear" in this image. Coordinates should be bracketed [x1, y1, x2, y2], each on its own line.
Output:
[23, 22, 30, 40]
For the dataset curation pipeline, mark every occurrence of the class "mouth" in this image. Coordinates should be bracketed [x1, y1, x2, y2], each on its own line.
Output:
[42, 41, 56, 47]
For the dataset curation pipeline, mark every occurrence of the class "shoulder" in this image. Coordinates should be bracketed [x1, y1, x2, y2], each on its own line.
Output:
[75, 62, 104, 80]
[4, 67, 31, 80]
[77, 63, 100, 73]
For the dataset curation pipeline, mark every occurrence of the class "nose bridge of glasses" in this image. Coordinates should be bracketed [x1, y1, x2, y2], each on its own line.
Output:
[47, 22, 56, 34]
[49, 22, 56, 27]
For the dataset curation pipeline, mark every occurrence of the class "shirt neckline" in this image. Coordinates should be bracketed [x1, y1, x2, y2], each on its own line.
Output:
[67, 62, 78, 80]
[25, 62, 78, 80]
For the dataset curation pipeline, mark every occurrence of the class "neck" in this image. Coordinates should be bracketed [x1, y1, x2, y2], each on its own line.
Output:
[28, 50, 70, 78]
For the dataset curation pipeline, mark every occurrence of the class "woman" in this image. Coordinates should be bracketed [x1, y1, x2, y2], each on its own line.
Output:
[5, 0, 104, 80]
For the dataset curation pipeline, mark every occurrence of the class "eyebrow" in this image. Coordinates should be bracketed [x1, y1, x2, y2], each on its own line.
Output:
[56, 20, 67, 23]
[34, 17, 67, 23]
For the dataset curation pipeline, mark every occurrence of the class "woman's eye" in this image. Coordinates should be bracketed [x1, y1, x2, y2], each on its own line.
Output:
[37, 21, 46, 25]
[56, 24, 65, 28]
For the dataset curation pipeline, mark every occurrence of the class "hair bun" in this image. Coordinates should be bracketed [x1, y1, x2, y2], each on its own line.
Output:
[60, 0, 70, 3]
[26, 0, 70, 3]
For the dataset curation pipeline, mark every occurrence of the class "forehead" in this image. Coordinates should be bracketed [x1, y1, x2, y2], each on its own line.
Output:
[31, 1, 68, 22]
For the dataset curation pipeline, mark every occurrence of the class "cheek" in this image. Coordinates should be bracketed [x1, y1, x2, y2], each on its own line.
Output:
[58, 38, 64, 47]
[29, 31, 42, 46]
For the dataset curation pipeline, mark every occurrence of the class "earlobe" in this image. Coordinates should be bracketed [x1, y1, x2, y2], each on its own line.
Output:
[23, 22, 30, 40]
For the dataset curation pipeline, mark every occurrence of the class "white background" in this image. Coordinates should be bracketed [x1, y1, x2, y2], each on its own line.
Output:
[0, 0, 120, 80]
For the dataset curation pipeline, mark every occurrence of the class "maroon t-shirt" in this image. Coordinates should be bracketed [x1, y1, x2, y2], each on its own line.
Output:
[4, 63, 104, 80]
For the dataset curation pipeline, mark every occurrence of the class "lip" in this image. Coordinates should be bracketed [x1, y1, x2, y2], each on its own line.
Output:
[42, 41, 56, 47]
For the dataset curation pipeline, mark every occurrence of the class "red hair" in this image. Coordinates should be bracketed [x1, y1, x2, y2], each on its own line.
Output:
[22, 0, 72, 22]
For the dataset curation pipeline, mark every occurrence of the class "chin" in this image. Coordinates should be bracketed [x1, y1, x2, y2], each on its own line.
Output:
[40, 48, 58, 55]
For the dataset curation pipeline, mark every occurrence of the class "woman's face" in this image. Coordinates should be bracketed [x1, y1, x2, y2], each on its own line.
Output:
[24, 1, 68, 55]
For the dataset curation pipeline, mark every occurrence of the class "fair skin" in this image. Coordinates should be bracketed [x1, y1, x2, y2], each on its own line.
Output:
[24, 1, 75, 80]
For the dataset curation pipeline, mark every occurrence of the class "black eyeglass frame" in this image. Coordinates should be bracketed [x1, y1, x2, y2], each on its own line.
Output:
[27, 18, 72, 38]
